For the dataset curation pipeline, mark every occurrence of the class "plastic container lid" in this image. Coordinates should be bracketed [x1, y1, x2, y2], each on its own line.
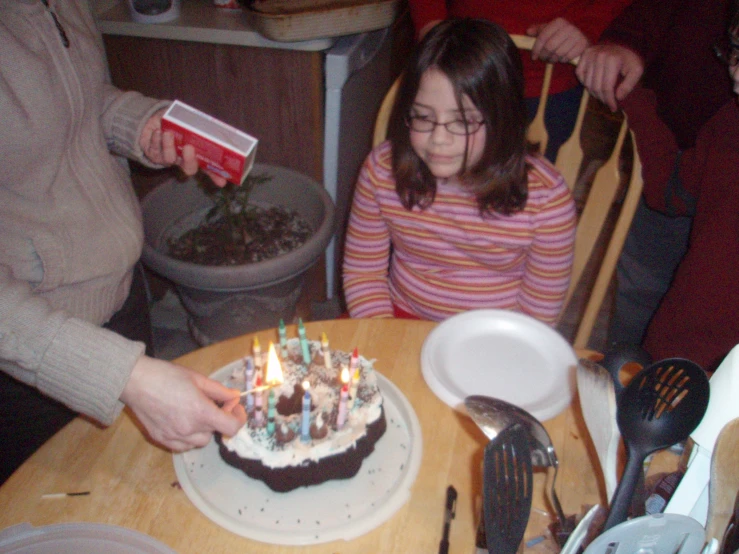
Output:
[0, 523, 177, 553]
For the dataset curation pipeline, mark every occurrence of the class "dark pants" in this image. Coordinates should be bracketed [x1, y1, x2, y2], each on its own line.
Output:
[0, 264, 152, 485]
[608, 198, 693, 346]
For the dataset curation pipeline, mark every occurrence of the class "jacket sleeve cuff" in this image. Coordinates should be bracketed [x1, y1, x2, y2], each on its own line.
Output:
[37, 319, 145, 425]
[103, 90, 171, 168]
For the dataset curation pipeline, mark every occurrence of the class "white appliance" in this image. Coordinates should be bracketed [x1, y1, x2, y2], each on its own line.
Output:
[664, 344, 739, 524]
[321, 22, 411, 305]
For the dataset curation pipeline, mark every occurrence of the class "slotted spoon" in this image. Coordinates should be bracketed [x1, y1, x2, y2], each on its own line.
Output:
[465, 395, 573, 539]
[602, 358, 710, 532]
[482, 423, 533, 554]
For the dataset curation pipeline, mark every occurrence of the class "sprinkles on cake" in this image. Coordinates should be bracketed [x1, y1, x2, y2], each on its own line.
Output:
[215, 325, 386, 492]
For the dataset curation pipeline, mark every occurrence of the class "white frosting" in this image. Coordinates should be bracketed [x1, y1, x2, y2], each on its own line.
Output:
[223, 338, 383, 469]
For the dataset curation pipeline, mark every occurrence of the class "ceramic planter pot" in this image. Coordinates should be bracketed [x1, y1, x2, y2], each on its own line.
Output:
[141, 163, 335, 345]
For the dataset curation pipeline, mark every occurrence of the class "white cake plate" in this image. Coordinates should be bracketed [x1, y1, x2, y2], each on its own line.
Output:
[173, 362, 423, 546]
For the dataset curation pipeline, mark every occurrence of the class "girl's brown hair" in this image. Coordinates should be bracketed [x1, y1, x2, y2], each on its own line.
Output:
[389, 18, 530, 215]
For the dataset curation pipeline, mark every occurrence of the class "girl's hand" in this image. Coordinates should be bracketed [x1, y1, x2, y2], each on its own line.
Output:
[139, 109, 228, 187]
[576, 44, 644, 111]
[527, 18, 589, 64]
[121, 355, 247, 451]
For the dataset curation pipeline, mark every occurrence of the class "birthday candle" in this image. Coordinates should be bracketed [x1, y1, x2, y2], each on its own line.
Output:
[253, 337, 262, 370]
[266, 389, 276, 435]
[298, 318, 311, 365]
[336, 366, 350, 429]
[278, 319, 288, 359]
[347, 366, 361, 411]
[301, 381, 311, 443]
[349, 347, 359, 375]
[254, 374, 264, 426]
[244, 357, 255, 413]
[321, 332, 332, 368]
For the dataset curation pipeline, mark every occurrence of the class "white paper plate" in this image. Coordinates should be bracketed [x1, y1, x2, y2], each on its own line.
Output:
[0, 523, 176, 553]
[173, 362, 422, 546]
[421, 309, 577, 421]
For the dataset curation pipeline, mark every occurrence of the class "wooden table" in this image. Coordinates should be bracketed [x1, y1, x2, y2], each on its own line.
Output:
[0, 319, 674, 553]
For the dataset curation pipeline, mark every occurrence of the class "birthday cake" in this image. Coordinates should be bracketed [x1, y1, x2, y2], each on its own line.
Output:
[216, 335, 387, 492]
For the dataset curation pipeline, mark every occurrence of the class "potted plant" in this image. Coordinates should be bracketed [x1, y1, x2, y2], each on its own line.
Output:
[140, 163, 335, 345]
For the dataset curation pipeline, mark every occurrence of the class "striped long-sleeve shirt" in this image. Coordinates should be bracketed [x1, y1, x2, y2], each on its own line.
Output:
[342, 141, 576, 325]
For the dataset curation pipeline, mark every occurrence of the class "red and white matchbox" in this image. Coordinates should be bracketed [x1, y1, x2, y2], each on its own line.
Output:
[161, 100, 258, 184]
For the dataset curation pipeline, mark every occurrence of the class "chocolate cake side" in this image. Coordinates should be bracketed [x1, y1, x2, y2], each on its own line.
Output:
[216, 408, 387, 493]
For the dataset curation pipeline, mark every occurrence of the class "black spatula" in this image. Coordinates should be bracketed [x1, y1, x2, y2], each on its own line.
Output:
[483, 423, 533, 554]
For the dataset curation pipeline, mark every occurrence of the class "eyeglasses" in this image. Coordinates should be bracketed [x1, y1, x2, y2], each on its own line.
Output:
[405, 115, 484, 136]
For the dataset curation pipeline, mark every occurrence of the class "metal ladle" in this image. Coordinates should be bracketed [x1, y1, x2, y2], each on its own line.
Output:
[465, 395, 575, 544]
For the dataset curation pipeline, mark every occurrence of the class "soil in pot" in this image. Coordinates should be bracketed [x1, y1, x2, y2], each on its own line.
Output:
[167, 173, 313, 267]
[141, 163, 335, 345]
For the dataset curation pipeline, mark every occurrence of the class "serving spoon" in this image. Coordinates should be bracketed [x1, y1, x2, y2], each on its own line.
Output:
[602, 358, 710, 532]
[576, 358, 620, 503]
[465, 395, 575, 542]
[599, 343, 653, 517]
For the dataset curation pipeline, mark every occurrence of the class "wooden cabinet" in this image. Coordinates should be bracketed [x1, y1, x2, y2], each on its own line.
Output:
[102, 35, 325, 185]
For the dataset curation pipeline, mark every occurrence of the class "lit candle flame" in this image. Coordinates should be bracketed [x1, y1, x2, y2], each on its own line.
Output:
[265, 342, 284, 384]
[303, 380, 310, 392]
[341, 366, 350, 385]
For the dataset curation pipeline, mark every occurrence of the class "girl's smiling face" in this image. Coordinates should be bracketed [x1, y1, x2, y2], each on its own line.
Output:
[408, 68, 487, 181]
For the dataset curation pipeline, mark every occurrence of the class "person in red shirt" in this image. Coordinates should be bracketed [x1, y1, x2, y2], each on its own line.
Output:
[576, 0, 738, 370]
[408, 0, 632, 160]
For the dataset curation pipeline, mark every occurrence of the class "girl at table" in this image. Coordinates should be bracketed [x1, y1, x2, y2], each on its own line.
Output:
[342, 18, 576, 325]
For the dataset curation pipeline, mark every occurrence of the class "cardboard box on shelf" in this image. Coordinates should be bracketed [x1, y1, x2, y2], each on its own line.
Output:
[161, 100, 258, 184]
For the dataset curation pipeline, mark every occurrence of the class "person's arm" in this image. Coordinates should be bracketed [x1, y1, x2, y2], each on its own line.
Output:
[99, 88, 228, 187]
[0, 263, 140, 424]
[576, 44, 644, 111]
[516, 164, 577, 325]
[527, 17, 591, 63]
[560, 0, 635, 45]
[596, 0, 672, 63]
[99, 84, 169, 166]
[138, 108, 228, 187]
[0, 265, 244, 449]
[526, 0, 632, 63]
[342, 147, 394, 319]
[575, 0, 672, 110]
[121, 356, 245, 450]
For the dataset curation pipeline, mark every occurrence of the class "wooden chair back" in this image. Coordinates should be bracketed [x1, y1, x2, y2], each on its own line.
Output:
[371, 34, 644, 349]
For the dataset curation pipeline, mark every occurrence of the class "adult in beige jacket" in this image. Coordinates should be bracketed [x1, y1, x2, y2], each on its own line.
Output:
[0, 0, 245, 483]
